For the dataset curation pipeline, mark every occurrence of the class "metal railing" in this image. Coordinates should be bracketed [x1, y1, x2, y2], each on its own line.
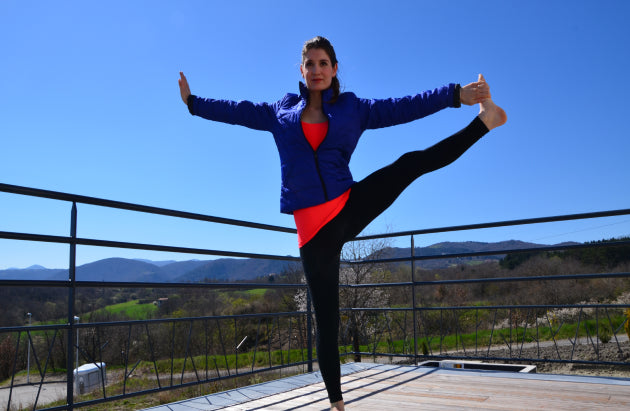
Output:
[352, 209, 630, 364]
[0, 183, 310, 410]
[1, 182, 630, 410]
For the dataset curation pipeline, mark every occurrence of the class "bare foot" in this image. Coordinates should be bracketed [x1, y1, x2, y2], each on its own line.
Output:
[478, 98, 507, 131]
[331, 400, 345, 411]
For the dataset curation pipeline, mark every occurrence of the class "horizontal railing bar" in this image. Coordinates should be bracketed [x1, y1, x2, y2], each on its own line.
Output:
[415, 303, 630, 311]
[76, 310, 307, 327]
[346, 240, 630, 265]
[413, 271, 630, 286]
[3, 271, 628, 290]
[339, 282, 413, 288]
[5, 231, 627, 268]
[77, 237, 302, 261]
[340, 303, 630, 312]
[7, 301, 626, 332]
[4, 184, 628, 242]
[340, 271, 630, 289]
[6, 301, 628, 333]
[0, 230, 301, 261]
[0, 278, 306, 289]
[0, 311, 308, 333]
[354, 208, 630, 240]
[0, 310, 309, 333]
[0, 182, 297, 234]
[7, 301, 626, 333]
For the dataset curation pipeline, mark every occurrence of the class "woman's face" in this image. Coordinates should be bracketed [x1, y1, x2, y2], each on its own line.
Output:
[300, 48, 337, 93]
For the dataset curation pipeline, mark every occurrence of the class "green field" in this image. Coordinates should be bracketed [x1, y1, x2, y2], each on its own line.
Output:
[243, 288, 268, 297]
[92, 300, 158, 320]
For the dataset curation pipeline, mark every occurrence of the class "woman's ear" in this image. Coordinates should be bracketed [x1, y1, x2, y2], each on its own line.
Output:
[300, 64, 305, 78]
[332, 63, 338, 77]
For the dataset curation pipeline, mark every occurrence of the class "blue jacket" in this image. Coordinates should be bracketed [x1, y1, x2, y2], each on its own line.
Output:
[190, 82, 459, 214]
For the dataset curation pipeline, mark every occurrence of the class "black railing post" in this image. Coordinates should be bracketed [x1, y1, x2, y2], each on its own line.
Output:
[306, 291, 313, 372]
[411, 236, 418, 365]
[66, 202, 77, 409]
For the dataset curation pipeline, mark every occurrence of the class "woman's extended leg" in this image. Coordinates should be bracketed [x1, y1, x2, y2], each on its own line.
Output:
[343, 98, 506, 239]
[342, 115, 490, 240]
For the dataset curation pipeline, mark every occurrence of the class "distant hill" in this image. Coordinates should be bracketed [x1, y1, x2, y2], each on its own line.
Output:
[25, 264, 48, 270]
[175, 258, 296, 282]
[134, 259, 178, 267]
[0, 257, 294, 283]
[0, 267, 67, 281]
[0, 240, 577, 282]
[159, 260, 208, 278]
[379, 240, 556, 268]
[77, 258, 169, 282]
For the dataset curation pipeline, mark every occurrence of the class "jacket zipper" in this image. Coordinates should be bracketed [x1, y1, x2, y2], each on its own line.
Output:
[301, 102, 330, 202]
[313, 150, 329, 202]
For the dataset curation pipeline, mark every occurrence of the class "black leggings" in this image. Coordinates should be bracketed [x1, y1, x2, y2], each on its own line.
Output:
[299, 117, 489, 403]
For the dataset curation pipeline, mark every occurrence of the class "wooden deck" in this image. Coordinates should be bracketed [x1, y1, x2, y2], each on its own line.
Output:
[144, 362, 630, 410]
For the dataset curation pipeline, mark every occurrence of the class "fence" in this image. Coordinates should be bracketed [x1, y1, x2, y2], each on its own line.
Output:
[1, 182, 629, 410]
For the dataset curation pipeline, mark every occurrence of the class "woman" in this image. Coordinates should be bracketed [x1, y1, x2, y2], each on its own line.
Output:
[179, 36, 506, 411]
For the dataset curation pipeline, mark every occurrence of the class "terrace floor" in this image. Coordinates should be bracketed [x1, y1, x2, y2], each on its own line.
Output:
[144, 362, 630, 410]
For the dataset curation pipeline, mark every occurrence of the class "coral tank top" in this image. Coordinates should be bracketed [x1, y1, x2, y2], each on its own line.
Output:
[294, 121, 351, 247]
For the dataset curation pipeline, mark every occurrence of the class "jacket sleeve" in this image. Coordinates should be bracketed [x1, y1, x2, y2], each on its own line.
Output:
[189, 95, 278, 132]
[358, 83, 458, 130]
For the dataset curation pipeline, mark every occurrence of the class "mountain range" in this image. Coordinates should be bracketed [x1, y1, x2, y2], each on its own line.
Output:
[0, 240, 572, 283]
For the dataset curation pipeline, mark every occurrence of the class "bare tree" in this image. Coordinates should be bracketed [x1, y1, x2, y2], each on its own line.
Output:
[339, 237, 392, 361]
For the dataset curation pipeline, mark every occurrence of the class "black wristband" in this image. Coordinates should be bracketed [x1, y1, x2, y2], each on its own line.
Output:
[453, 84, 461, 108]
[186, 94, 196, 115]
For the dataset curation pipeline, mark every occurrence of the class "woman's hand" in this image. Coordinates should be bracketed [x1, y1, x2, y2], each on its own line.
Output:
[178, 71, 192, 105]
[460, 74, 491, 106]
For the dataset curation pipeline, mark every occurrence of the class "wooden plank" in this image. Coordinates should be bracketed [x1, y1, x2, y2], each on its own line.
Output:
[398, 374, 622, 410]
[179, 366, 630, 411]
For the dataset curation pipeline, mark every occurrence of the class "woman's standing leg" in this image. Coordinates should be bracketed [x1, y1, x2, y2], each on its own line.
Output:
[299, 222, 346, 404]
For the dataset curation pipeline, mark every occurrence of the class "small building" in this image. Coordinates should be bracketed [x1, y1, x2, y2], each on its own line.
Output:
[154, 297, 169, 307]
[74, 362, 106, 394]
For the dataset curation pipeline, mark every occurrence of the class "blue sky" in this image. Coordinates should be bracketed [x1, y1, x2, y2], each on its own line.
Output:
[1, 0, 629, 270]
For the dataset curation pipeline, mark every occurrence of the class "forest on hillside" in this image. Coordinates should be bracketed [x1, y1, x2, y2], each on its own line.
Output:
[1, 237, 628, 381]
[1, 237, 628, 328]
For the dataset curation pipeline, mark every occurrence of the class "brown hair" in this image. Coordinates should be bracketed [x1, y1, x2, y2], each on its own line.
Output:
[301, 36, 340, 103]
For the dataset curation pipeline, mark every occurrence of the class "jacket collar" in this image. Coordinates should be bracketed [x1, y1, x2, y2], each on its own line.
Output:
[299, 82, 334, 104]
